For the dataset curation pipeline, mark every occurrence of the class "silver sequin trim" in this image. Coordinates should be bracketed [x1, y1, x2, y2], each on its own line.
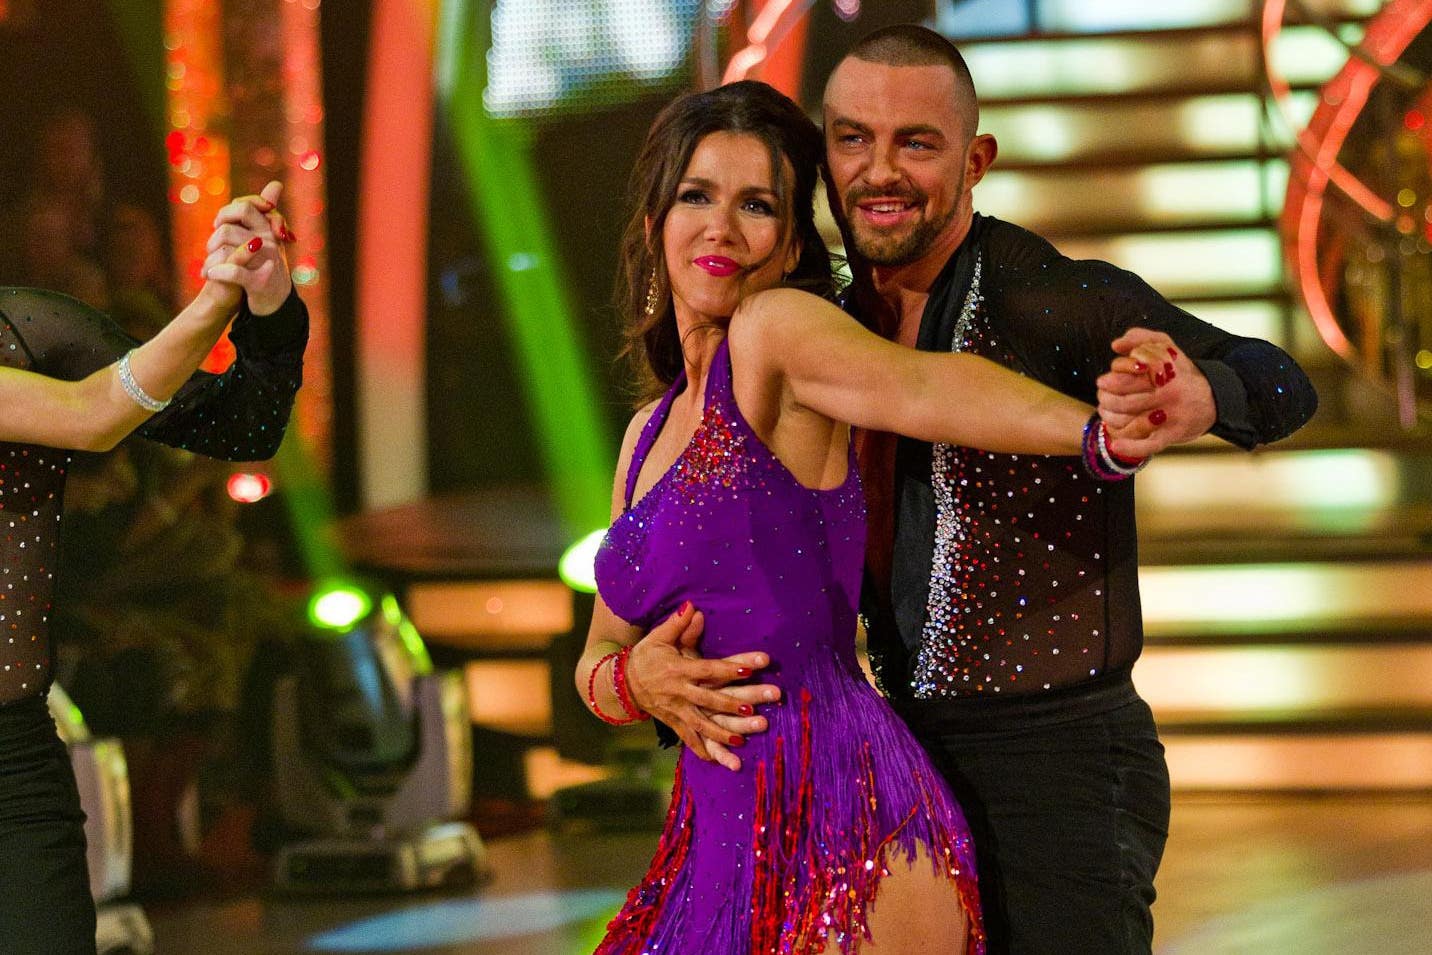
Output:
[911, 253, 981, 698]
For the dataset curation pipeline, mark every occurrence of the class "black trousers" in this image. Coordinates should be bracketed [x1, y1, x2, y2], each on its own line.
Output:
[0, 695, 98, 955]
[897, 672, 1170, 955]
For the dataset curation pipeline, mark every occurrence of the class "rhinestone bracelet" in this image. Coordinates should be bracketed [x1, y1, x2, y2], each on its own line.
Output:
[116, 350, 171, 413]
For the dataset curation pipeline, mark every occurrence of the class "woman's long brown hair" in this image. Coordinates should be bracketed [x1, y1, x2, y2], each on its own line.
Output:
[614, 80, 839, 406]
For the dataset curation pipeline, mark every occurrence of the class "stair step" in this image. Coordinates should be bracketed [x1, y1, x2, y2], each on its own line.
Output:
[997, 149, 1281, 174]
[1141, 530, 1432, 567]
[1155, 709, 1432, 734]
[1137, 447, 1432, 521]
[1166, 297, 1294, 344]
[1049, 229, 1283, 298]
[1138, 560, 1432, 638]
[985, 91, 1317, 169]
[980, 159, 1282, 234]
[979, 81, 1324, 110]
[1144, 619, 1432, 646]
[962, 26, 1351, 105]
[1136, 644, 1432, 716]
[1036, 216, 1282, 240]
[1162, 732, 1432, 790]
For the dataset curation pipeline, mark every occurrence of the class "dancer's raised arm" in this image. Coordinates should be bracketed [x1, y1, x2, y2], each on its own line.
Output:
[0, 181, 303, 457]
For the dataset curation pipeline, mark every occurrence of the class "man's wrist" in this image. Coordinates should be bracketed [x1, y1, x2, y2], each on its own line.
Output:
[247, 282, 295, 317]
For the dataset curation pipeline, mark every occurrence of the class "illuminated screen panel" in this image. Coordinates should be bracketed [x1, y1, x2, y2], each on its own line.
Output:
[1137, 645, 1432, 714]
[936, 0, 1031, 38]
[485, 0, 702, 118]
[1138, 449, 1402, 514]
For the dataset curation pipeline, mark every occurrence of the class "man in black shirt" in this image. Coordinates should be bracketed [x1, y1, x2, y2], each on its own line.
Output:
[816, 25, 1315, 953]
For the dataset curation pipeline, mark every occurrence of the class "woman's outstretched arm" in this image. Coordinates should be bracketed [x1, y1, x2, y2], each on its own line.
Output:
[0, 182, 298, 455]
[730, 287, 1090, 453]
[0, 243, 271, 451]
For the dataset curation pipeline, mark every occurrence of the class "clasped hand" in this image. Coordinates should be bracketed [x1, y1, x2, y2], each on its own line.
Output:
[1096, 326, 1217, 459]
[197, 180, 296, 316]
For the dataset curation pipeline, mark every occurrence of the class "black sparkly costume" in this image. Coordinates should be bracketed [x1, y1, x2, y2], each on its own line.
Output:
[859, 214, 1316, 952]
[0, 287, 306, 954]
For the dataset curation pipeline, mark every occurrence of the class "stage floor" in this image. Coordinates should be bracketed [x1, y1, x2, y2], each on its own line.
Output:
[150, 793, 1432, 954]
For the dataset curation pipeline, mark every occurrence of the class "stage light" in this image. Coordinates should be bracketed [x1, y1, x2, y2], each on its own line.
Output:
[382, 594, 433, 673]
[436, 1, 616, 537]
[309, 583, 374, 632]
[226, 471, 273, 503]
[558, 529, 607, 594]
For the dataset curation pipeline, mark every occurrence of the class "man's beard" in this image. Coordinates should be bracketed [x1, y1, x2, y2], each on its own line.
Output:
[842, 184, 960, 267]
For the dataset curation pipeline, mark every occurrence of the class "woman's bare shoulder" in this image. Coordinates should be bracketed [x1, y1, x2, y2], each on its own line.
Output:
[617, 399, 661, 459]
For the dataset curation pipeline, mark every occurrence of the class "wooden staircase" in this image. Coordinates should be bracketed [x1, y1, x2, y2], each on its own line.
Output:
[945, 0, 1432, 790]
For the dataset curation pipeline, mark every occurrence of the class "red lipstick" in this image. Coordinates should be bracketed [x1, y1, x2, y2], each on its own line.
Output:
[694, 255, 740, 277]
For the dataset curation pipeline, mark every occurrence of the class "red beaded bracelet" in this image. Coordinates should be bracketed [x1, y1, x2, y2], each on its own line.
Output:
[586, 650, 647, 726]
[611, 645, 649, 723]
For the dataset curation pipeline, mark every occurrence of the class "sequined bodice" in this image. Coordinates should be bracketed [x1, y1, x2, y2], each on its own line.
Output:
[0, 288, 307, 706]
[596, 338, 865, 679]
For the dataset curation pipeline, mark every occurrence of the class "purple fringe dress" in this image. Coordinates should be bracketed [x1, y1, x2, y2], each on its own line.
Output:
[593, 339, 985, 954]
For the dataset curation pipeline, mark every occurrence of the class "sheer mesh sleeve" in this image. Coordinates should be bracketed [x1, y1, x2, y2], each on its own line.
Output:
[986, 225, 1317, 449]
[0, 286, 307, 460]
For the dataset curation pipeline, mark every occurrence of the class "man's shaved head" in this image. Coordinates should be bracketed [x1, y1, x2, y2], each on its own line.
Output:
[836, 24, 979, 141]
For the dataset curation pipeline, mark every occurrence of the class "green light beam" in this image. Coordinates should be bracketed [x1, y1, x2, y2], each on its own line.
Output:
[438, 0, 615, 540]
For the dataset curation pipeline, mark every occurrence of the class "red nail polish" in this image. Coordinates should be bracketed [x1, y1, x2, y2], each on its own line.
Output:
[1154, 372, 1166, 386]
[1163, 362, 1175, 375]
[246, 236, 263, 253]
[1133, 361, 1146, 372]
[735, 667, 751, 678]
[1166, 369, 1177, 381]
[679, 600, 691, 616]
[1168, 348, 1179, 359]
[729, 735, 745, 747]
[280, 226, 297, 243]
[739, 704, 754, 716]
[1149, 409, 1168, 426]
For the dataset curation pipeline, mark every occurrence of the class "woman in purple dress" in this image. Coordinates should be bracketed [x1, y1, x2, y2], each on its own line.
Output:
[577, 83, 1126, 954]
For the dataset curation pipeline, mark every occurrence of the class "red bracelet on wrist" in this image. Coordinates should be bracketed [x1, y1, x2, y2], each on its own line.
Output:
[611, 645, 649, 723]
[586, 649, 647, 726]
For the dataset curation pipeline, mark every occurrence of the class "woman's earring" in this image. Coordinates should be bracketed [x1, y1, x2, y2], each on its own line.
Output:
[644, 273, 661, 317]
